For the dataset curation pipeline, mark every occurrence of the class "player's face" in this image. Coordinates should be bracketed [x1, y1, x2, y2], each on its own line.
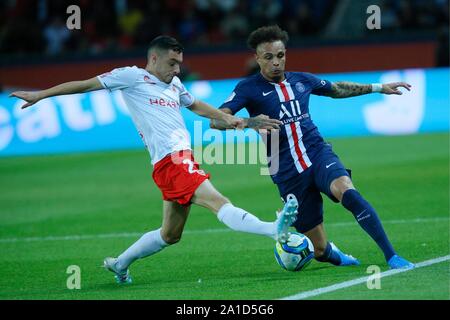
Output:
[153, 50, 182, 83]
[255, 40, 286, 83]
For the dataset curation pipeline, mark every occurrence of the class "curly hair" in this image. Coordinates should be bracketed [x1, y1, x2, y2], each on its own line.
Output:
[247, 25, 289, 50]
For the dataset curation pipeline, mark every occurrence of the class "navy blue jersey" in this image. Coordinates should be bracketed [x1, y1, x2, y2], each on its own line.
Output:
[220, 72, 333, 184]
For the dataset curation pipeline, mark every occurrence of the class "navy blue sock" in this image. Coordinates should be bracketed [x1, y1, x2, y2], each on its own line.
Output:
[341, 189, 396, 261]
[315, 242, 342, 266]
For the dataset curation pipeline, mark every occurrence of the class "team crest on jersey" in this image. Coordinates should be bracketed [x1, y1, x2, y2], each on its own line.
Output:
[295, 82, 305, 93]
[144, 76, 156, 84]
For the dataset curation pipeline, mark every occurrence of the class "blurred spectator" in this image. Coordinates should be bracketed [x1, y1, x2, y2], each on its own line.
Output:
[385, 0, 449, 31]
[214, 0, 238, 12]
[436, 26, 449, 67]
[397, 0, 419, 29]
[380, 0, 401, 31]
[43, 17, 71, 55]
[0, 0, 446, 60]
[118, 1, 144, 48]
[134, 2, 168, 47]
[199, 2, 226, 44]
[0, 18, 44, 55]
[220, 4, 249, 42]
[285, 1, 319, 36]
[178, 8, 204, 43]
[251, 0, 282, 26]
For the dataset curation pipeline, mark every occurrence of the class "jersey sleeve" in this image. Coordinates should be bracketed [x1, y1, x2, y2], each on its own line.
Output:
[97, 66, 139, 92]
[179, 83, 195, 108]
[171, 76, 195, 108]
[303, 72, 333, 96]
[219, 82, 249, 114]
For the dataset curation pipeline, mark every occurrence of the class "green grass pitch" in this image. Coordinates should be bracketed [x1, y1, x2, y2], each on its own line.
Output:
[0, 133, 448, 300]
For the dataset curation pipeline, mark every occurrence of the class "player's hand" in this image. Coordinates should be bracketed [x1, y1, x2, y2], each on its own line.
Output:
[247, 114, 283, 130]
[223, 114, 245, 129]
[9, 91, 42, 109]
[381, 82, 412, 95]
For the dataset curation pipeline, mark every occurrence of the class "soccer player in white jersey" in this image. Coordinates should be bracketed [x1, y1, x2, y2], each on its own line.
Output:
[10, 36, 295, 284]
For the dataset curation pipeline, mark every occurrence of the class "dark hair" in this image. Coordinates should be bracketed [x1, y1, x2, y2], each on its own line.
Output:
[247, 25, 289, 50]
[148, 35, 184, 54]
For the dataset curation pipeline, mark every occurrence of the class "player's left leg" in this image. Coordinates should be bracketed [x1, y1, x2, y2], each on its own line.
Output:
[285, 185, 358, 266]
[104, 201, 190, 283]
[330, 175, 414, 269]
[304, 223, 359, 266]
[117, 200, 189, 268]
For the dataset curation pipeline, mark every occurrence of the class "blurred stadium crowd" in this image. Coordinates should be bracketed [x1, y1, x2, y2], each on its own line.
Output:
[0, 0, 448, 57]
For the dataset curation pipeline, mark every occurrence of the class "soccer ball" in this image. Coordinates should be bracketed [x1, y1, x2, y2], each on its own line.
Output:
[274, 232, 314, 271]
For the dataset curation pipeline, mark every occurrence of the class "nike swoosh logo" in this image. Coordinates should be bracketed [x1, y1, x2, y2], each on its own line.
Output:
[357, 214, 370, 222]
[356, 209, 367, 219]
[325, 162, 336, 169]
[262, 91, 273, 96]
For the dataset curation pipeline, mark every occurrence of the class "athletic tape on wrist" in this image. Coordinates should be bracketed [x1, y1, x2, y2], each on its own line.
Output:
[372, 83, 383, 93]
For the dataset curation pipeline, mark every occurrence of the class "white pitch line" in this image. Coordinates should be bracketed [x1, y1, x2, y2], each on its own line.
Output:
[0, 216, 448, 244]
[280, 255, 450, 300]
[0, 228, 231, 243]
[328, 216, 449, 227]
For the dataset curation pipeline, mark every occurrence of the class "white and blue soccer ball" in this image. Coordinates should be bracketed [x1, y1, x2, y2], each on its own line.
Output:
[274, 232, 315, 271]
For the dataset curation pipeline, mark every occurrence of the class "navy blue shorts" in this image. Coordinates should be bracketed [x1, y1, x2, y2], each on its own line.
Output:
[277, 145, 351, 233]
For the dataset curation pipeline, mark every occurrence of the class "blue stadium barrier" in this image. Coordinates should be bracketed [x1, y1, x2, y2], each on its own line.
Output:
[0, 67, 448, 157]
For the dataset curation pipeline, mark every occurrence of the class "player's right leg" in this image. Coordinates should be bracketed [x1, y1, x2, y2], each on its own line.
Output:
[190, 179, 297, 242]
[104, 201, 190, 284]
[314, 145, 413, 269]
[329, 176, 414, 269]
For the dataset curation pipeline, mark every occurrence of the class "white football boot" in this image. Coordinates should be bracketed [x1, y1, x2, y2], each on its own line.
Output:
[275, 198, 298, 243]
[103, 257, 132, 284]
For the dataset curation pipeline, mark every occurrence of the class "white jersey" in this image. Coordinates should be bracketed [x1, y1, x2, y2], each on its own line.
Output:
[97, 66, 195, 165]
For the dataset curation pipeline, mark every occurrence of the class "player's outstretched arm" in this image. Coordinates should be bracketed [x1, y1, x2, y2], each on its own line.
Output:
[325, 81, 412, 99]
[188, 100, 244, 129]
[210, 108, 282, 131]
[9, 77, 104, 109]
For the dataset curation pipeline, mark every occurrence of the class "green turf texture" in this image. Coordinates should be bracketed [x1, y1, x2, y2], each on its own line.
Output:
[0, 133, 448, 300]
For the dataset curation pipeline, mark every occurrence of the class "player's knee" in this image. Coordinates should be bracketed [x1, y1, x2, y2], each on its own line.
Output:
[161, 232, 182, 245]
[213, 194, 231, 212]
[330, 176, 354, 202]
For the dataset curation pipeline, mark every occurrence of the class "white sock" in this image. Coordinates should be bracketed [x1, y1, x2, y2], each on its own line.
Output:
[116, 228, 169, 271]
[217, 203, 276, 239]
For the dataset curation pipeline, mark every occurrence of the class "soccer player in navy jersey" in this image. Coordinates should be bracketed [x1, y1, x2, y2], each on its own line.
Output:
[211, 25, 414, 269]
